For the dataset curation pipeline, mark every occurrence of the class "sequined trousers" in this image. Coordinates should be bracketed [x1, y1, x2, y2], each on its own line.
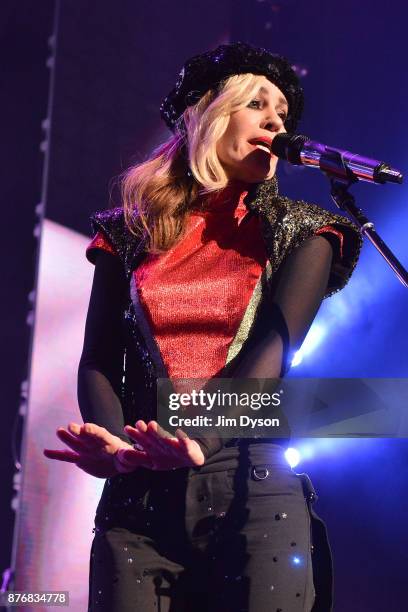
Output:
[88, 443, 333, 612]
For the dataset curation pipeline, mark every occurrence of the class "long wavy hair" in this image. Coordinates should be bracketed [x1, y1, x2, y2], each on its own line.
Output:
[121, 73, 269, 253]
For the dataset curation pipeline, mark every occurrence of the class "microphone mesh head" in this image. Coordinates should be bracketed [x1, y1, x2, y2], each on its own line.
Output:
[272, 133, 309, 164]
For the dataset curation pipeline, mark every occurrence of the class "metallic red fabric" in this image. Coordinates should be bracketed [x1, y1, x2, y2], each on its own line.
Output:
[134, 183, 268, 379]
[315, 225, 344, 259]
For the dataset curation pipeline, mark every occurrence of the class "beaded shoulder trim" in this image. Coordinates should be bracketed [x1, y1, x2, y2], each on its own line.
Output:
[245, 179, 363, 297]
[90, 207, 145, 278]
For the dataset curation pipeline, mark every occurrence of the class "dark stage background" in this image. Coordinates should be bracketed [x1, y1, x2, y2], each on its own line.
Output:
[2, 1, 407, 609]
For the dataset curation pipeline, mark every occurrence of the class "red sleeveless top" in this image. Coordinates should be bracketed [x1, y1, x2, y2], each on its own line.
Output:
[86, 183, 343, 380]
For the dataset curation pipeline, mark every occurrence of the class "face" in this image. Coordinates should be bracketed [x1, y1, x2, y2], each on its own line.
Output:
[216, 76, 288, 183]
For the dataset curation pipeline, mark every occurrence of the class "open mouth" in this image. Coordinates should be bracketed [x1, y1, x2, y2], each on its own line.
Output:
[249, 138, 272, 154]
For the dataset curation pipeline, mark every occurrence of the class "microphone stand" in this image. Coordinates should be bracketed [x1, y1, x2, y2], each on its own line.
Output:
[323, 152, 408, 288]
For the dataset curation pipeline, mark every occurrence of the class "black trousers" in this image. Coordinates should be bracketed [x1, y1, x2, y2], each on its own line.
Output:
[89, 443, 333, 611]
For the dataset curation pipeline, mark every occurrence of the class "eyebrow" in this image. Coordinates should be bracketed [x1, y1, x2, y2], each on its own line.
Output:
[258, 86, 289, 109]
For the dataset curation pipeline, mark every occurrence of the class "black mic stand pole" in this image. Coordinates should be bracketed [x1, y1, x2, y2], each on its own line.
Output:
[322, 150, 408, 288]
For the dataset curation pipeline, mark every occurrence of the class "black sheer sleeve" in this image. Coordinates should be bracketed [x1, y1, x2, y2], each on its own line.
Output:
[77, 250, 132, 444]
[193, 234, 334, 460]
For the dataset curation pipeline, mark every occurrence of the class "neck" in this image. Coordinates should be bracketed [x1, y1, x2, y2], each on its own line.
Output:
[201, 180, 250, 212]
[225, 178, 251, 192]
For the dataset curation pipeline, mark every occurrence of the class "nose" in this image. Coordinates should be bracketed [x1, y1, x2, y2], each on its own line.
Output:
[261, 110, 286, 133]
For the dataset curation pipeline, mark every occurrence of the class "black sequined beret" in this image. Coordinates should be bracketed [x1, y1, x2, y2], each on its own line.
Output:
[160, 41, 304, 134]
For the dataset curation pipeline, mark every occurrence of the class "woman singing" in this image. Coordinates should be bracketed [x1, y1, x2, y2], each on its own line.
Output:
[44, 42, 362, 611]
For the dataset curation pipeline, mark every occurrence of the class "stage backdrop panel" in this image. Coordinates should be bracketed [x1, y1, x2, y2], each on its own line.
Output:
[12, 220, 104, 611]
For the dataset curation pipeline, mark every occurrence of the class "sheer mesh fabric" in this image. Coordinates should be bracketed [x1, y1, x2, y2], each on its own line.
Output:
[77, 252, 131, 443]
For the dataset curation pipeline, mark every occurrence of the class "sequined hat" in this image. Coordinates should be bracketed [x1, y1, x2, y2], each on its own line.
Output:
[160, 41, 304, 134]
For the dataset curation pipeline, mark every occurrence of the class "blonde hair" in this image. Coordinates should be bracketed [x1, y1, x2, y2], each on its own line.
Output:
[122, 73, 268, 253]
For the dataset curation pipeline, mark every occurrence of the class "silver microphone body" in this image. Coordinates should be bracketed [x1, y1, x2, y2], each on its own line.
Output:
[271, 133, 403, 185]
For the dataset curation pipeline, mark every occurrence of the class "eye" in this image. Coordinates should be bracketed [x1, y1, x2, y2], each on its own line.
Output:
[278, 111, 288, 121]
[247, 99, 262, 109]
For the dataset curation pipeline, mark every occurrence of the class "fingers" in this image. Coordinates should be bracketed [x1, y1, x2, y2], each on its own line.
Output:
[122, 420, 207, 470]
[147, 421, 175, 440]
[125, 425, 164, 454]
[47, 422, 118, 466]
[135, 420, 147, 433]
[67, 422, 81, 435]
[125, 422, 177, 457]
[175, 428, 189, 444]
[56, 428, 89, 453]
[43, 449, 80, 463]
[123, 421, 200, 470]
[127, 420, 176, 441]
[69, 423, 116, 451]
[54, 423, 108, 456]
[149, 426, 181, 458]
[78, 423, 114, 447]
[147, 421, 178, 452]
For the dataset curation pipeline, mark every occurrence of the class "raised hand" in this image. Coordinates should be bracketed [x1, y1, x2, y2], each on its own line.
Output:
[120, 420, 205, 470]
[43, 422, 151, 478]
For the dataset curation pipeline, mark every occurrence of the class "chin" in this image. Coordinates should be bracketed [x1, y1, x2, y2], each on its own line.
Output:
[225, 158, 276, 183]
[247, 169, 275, 183]
[245, 159, 277, 183]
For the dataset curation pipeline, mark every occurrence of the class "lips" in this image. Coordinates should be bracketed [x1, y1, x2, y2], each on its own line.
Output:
[249, 136, 273, 149]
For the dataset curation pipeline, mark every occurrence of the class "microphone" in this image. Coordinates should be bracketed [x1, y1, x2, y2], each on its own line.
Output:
[271, 133, 403, 185]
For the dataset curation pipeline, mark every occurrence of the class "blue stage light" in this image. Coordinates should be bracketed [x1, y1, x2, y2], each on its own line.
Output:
[285, 447, 301, 468]
[292, 323, 326, 367]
